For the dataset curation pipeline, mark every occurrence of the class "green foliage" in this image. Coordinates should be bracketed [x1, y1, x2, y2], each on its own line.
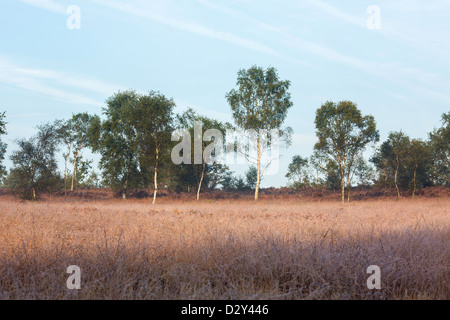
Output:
[371, 131, 410, 190]
[226, 66, 293, 199]
[92, 90, 177, 200]
[92, 90, 143, 198]
[428, 112, 449, 186]
[207, 163, 233, 190]
[8, 122, 62, 200]
[309, 149, 328, 188]
[354, 156, 375, 187]
[286, 156, 310, 189]
[372, 132, 434, 193]
[324, 159, 341, 190]
[0, 111, 5, 135]
[70, 155, 94, 189]
[314, 101, 379, 201]
[58, 112, 99, 191]
[246, 166, 258, 190]
[406, 139, 432, 193]
[133, 91, 175, 187]
[220, 171, 250, 192]
[83, 171, 102, 189]
[226, 66, 293, 131]
[174, 108, 231, 198]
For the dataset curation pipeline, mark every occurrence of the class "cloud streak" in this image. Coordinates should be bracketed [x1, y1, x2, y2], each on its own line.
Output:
[91, 0, 311, 67]
[0, 55, 125, 106]
[17, 0, 66, 14]
[198, 0, 450, 103]
[304, 0, 450, 61]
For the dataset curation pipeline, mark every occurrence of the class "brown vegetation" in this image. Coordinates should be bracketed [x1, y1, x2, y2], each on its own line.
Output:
[0, 195, 448, 300]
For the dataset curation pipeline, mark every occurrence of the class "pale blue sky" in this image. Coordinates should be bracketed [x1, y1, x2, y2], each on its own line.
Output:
[1, 0, 449, 187]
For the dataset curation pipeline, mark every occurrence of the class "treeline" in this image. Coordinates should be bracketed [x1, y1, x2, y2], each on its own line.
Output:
[286, 107, 449, 202]
[0, 94, 245, 201]
[0, 66, 448, 202]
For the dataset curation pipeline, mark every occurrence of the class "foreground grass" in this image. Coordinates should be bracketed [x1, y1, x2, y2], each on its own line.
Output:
[0, 198, 448, 300]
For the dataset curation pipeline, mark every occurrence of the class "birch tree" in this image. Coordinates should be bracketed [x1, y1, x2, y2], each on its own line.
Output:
[61, 113, 98, 191]
[91, 90, 142, 199]
[133, 92, 175, 204]
[226, 66, 293, 200]
[314, 101, 379, 203]
[407, 139, 431, 197]
[176, 108, 229, 200]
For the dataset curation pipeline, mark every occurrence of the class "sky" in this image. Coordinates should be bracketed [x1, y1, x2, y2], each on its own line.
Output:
[0, 0, 449, 187]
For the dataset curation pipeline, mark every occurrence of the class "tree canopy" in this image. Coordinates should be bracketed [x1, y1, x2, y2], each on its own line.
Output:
[314, 101, 379, 203]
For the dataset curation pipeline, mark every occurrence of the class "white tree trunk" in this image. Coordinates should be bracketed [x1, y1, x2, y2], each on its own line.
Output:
[64, 145, 71, 190]
[152, 148, 159, 205]
[395, 155, 400, 199]
[197, 161, 205, 201]
[255, 137, 261, 201]
[341, 167, 345, 204]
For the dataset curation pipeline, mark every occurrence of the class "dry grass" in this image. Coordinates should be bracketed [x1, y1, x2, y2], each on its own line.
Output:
[0, 197, 448, 300]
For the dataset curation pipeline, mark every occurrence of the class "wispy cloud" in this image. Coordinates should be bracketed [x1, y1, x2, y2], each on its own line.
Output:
[198, 0, 450, 103]
[91, 0, 311, 67]
[304, 0, 450, 61]
[17, 0, 66, 14]
[0, 55, 125, 106]
[304, 0, 365, 27]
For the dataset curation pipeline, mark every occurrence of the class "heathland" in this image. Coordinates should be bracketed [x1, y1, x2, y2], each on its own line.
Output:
[0, 192, 448, 300]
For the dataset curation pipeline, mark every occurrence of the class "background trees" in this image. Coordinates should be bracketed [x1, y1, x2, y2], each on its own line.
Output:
[372, 132, 435, 197]
[226, 66, 293, 200]
[371, 131, 410, 198]
[309, 149, 327, 189]
[406, 139, 431, 196]
[91, 90, 142, 199]
[314, 101, 379, 203]
[428, 112, 449, 186]
[8, 122, 61, 200]
[58, 113, 99, 191]
[0, 82, 447, 201]
[245, 166, 258, 190]
[285, 156, 310, 189]
[133, 92, 175, 204]
[176, 108, 231, 200]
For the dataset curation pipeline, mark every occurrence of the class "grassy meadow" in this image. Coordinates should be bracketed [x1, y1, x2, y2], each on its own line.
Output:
[0, 197, 448, 300]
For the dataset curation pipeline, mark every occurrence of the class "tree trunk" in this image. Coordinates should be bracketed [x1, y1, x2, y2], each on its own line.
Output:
[384, 171, 388, 189]
[412, 165, 417, 197]
[340, 163, 345, 204]
[347, 174, 351, 203]
[71, 150, 80, 191]
[123, 168, 129, 200]
[64, 145, 71, 190]
[32, 187, 36, 201]
[197, 160, 205, 201]
[153, 148, 159, 205]
[316, 169, 320, 189]
[395, 155, 400, 199]
[255, 136, 261, 201]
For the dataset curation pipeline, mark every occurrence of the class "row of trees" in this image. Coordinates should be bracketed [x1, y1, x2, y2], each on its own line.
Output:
[0, 66, 294, 201]
[0, 66, 448, 202]
[286, 109, 449, 202]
